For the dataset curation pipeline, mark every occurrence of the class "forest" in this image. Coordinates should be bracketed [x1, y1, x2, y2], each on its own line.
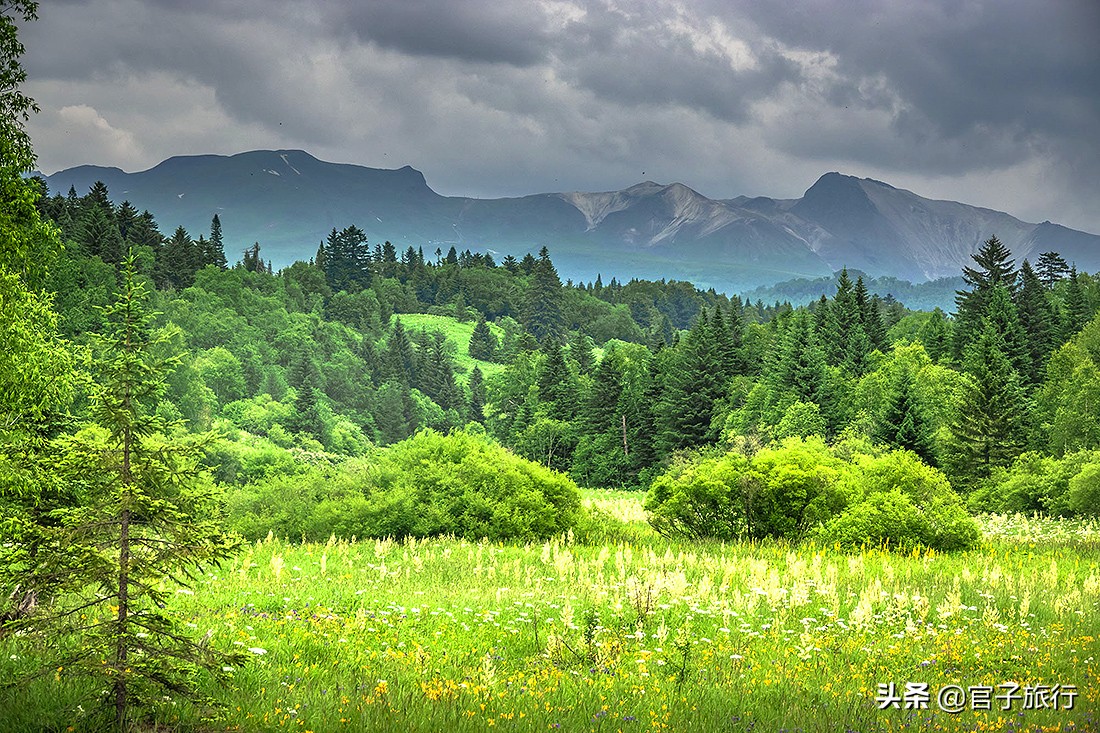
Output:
[3, 3, 1100, 729]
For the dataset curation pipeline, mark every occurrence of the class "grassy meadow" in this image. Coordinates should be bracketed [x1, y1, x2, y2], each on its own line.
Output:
[2, 493, 1099, 732]
[397, 314, 508, 384]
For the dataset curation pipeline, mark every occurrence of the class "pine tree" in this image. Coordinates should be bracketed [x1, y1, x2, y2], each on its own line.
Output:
[208, 214, 227, 269]
[1035, 251, 1070, 289]
[11, 256, 242, 727]
[468, 317, 497, 361]
[523, 247, 565, 343]
[947, 321, 1029, 486]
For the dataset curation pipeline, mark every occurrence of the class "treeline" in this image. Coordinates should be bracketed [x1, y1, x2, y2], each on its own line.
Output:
[25, 180, 1100, 516]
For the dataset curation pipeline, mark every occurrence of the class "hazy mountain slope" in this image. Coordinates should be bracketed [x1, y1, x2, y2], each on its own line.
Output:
[41, 151, 1100, 293]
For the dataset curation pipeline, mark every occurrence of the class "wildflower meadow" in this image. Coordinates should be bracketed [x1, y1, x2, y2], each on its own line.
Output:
[3, 496, 1097, 732]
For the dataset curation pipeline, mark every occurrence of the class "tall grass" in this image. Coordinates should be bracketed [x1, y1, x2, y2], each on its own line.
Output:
[3, 496, 1098, 731]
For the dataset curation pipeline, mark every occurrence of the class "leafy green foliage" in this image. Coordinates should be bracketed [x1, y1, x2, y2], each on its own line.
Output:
[646, 439, 978, 551]
[4, 258, 242, 728]
[227, 429, 583, 542]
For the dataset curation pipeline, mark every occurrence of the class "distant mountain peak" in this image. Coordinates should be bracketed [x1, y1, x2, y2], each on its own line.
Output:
[40, 149, 1100, 293]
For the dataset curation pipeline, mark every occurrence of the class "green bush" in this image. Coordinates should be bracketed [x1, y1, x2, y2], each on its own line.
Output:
[645, 438, 979, 551]
[364, 429, 583, 541]
[645, 450, 750, 541]
[224, 429, 583, 542]
[816, 490, 931, 550]
[1068, 462, 1100, 518]
[970, 450, 1100, 516]
[747, 437, 844, 539]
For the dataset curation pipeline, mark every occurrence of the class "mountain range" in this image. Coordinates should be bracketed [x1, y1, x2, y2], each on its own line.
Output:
[39, 149, 1100, 294]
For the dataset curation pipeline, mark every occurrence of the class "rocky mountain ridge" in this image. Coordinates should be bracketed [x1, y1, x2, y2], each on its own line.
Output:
[40, 150, 1100, 293]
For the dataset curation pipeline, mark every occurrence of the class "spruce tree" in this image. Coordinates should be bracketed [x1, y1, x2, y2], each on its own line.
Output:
[917, 308, 952, 363]
[523, 247, 565, 343]
[1014, 260, 1057, 384]
[953, 235, 1017, 359]
[568, 330, 595, 374]
[80, 204, 124, 265]
[537, 339, 575, 421]
[468, 316, 497, 361]
[877, 374, 936, 465]
[383, 318, 416, 386]
[1035, 251, 1070, 289]
[947, 321, 1029, 486]
[468, 366, 486, 423]
[208, 213, 227, 269]
[1064, 267, 1092, 338]
[655, 311, 719, 452]
[10, 256, 242, 727]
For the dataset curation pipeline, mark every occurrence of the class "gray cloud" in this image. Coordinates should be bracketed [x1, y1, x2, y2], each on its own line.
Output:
[18, 0, 1100, 234]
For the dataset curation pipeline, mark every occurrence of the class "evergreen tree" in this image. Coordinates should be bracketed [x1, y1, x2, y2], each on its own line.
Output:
[813, 295, 841, 365]
[567, 330, 595, 374]
[537, 339, 575, 421]
[864, 292, 888, 352]
[982, 285, 1029, 377]
[523, 247, 565, 343]
[383, 318, 416, 386]
[710, 304, 744, 382]
[1035, 251, 1070, 289]
[14, 256, 241, 727]
[114, 200, 139, 243]
[953, 235, 1016, 359]
[656, 310, 719, 452]
[1014, 260, 1057, 384]
[468, 366, 486, 423]
[831, 269, 872, 372]
[772, 310, 830, 409]
[917, 308, 952, 363]
[208, 213, 227, 269]
[468, 316, 497, 361]
[877, 374, 936, 465]
[80, 203, 124, 265]
[1064, 267, 1092, 338]
[581, 348, 624, 435]
[947, 321, 1029, 486]
[163, 225, 197, 287]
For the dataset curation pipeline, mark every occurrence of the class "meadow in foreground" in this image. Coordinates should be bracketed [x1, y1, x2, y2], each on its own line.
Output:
[2, 497, 1098, 732]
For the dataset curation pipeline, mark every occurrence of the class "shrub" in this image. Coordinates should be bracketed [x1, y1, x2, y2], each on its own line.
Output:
[224, 429, 584, 542]
[645, 438, 979, 551]
[645, 451, 749, 541]
[363, 429, 583, 541]
[1068, 462, 1100, 518]
[816, 490, 931, 550]
[970, 450, 1100, 516]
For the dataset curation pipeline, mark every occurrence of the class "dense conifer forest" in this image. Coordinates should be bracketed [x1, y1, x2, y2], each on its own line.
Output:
[19, 176, 1100, 512]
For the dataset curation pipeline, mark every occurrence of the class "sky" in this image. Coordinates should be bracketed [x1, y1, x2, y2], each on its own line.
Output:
[19, 0, 1100, 234]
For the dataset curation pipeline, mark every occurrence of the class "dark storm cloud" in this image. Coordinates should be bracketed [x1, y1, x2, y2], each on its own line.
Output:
[334, 1, 555, 67]
[728, 0, 1100, 170]
[18, 0, 1100, 232]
